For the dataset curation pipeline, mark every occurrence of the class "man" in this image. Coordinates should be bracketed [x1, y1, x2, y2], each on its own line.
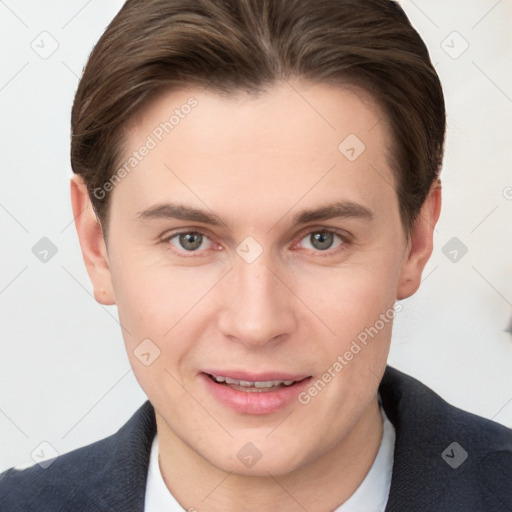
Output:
[1, 0, 511, 510]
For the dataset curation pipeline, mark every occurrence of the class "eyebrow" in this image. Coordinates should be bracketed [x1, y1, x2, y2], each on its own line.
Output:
[136, 200, 374, 227]
[137, 203, 224, 226]
[292, 201, 373, 225]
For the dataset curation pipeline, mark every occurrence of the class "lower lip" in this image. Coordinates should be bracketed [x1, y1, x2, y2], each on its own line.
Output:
[200, 373, 312, 415]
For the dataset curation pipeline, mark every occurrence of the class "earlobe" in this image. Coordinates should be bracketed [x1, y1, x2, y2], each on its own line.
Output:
[70, 175, 116, 305]
[396, 179, 442, 300]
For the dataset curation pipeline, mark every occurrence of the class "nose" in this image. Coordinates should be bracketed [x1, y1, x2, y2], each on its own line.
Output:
[217, 255, 297, 348]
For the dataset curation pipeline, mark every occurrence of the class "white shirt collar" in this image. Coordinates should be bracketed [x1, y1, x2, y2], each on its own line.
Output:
[144, 405, 395, 511]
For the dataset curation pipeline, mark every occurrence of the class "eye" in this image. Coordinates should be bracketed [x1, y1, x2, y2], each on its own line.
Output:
[298, 229, 346, 252]
[167, 231, 213, 252]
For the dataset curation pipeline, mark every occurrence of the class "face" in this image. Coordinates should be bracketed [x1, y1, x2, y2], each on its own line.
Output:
[72, 80, 439, 477]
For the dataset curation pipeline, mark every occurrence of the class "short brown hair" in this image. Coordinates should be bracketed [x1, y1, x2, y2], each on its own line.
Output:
[71, 0, 445, 239]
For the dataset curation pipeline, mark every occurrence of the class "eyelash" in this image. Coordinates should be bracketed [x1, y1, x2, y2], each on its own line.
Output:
[160, 227, 352, 258]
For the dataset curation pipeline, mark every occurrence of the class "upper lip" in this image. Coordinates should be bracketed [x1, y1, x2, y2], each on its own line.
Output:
[202, 370, 311, 382]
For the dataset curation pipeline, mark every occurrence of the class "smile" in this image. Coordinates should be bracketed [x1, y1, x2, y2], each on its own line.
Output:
[208, 373, 297, 391]
[201, 371, 312, 414]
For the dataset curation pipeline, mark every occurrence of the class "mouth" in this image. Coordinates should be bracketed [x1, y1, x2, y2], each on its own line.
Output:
[205, 373, 308, 392]
[200, 371, 312, 414]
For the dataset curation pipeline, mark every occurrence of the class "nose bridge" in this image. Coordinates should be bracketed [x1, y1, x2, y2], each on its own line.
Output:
[217, 250, 296, 346]
[238, 257, 276, 305]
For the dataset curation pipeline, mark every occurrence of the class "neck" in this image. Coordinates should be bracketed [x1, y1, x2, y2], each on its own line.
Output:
[155, 397, 383, 512]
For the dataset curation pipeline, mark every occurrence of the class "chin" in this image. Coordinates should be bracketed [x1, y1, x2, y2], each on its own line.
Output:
[204, 438, 310, 478]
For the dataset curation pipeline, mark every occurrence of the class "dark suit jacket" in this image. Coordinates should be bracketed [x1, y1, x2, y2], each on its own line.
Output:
[1, 366, 511, 511]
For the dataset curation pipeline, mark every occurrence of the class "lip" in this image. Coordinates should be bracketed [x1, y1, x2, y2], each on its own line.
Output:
[199, 370, 312, 415]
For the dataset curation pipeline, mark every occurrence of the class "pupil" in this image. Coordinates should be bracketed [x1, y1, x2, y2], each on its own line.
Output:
[180, 233, 202, 251]
[311, 232, 333, 250]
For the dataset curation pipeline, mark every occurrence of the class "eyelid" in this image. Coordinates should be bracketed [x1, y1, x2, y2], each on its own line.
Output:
[295, 225, 353, 243]
[293, 226, 352, 255]
[161, 229, 216, 256]
[160, 227, 214, 243]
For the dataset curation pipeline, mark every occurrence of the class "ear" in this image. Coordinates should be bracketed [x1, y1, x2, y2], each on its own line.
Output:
[70, 175, 116, 305]
[396, 179, 442, 300]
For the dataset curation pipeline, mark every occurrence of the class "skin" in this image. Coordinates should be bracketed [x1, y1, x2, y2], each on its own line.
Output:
[71, 80, 441, 511]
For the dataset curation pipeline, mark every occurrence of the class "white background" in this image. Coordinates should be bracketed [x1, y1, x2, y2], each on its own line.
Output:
[0, 0, 511, 472]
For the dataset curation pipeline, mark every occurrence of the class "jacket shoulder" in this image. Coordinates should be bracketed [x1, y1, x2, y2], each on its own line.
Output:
[0, 400, 156, 512]
[381, 366, 512, 511]
[0, 433, 115, 511]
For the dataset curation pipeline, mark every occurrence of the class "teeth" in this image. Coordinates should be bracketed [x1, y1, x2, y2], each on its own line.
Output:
[213, 375, 296, 387]
[254, 381, 275, 388]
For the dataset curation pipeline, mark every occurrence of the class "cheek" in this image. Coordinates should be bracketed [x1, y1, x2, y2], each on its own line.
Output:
[289, 248, 401, 398]
[110, 253, 223, 370]
[109, 263, 195, 399]
[112, 252, 199, 331]
[296, 254, 400, 335]
[295, 261, 399, 424]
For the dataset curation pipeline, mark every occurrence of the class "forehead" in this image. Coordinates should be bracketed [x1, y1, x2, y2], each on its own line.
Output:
[126, 80, 389, 155]
[113, 80, 397, 227]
